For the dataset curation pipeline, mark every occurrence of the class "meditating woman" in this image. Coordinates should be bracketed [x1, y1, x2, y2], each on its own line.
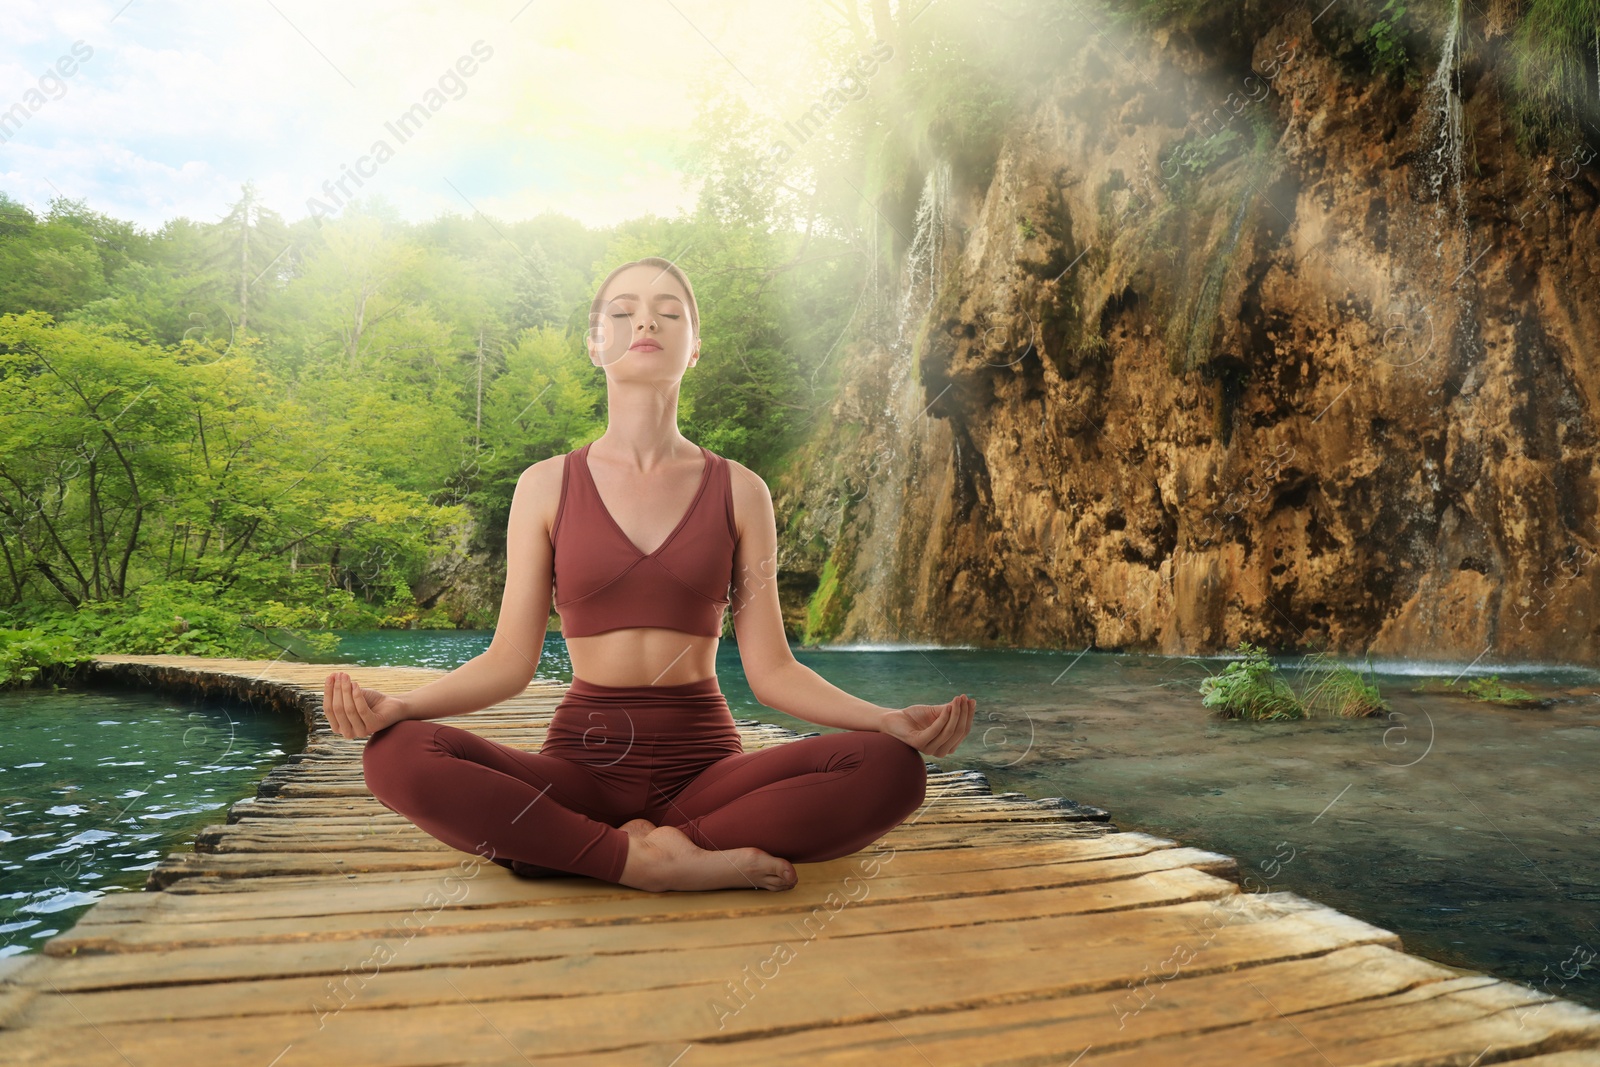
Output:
[324, 256, 975, 893]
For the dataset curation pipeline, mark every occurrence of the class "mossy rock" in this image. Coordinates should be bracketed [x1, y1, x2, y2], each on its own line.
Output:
[1410, 675, 1552, 708]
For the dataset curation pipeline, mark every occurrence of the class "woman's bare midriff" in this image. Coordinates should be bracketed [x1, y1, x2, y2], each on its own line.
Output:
[563, 627, 720, 687]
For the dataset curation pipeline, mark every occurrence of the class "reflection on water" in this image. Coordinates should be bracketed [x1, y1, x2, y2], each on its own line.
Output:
[0, 686, 306, 958]
[321, 632, 1600, 1009]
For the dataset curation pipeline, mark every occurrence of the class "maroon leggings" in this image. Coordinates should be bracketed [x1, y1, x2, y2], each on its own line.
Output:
[361, 675, 929, 884]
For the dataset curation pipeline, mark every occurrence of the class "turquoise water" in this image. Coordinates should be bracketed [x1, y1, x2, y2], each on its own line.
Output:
[327, 632, 1600, 1010]
[0, 685, 306, 959]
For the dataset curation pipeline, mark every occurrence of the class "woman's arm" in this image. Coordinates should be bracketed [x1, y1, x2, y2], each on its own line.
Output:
[388, 459, 558, 721]
[726, 460, 890, 731]
[386, 647, 539, 721]
[748, 659, 895, 731]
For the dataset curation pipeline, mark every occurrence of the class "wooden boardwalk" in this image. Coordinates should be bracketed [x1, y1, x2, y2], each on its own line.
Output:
[3, 654, 1599, 1065]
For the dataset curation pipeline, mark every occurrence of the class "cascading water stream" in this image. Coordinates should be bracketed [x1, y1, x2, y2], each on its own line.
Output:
[885, 158, 951, 429]
[1414, 0, 1483, 371]
[848, 158, 951, 641]
[1422, 0, 1467, 246]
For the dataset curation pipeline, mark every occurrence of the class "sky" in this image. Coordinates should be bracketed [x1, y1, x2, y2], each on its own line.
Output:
[0, 0, 834, 232]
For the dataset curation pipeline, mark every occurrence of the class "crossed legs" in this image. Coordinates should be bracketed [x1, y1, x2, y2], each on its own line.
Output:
[648, 729, 929, 863]
[361, 719, 928, 891]
[362, 719, 639, 883]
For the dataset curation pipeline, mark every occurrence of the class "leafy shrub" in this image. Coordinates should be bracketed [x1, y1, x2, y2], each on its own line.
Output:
[0, 629, 93, 688]
[1198, 641, 1306, 720]
[0, 578, 350, 685]
[1366, 0, 1413, 78]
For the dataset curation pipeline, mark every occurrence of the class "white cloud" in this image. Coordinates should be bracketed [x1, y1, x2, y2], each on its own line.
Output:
[0, 0, 836, 229]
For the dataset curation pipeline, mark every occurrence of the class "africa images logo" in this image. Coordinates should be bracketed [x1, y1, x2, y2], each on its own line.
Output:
[306, 39, 494, 222]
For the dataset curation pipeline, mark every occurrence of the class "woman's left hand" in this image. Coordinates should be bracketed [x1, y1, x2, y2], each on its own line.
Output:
[323, 671, 410, 740]
[880, 694, 975, 757]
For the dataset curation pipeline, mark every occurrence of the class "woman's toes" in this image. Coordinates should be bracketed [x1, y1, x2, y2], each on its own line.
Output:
[741, 850, 797, 891]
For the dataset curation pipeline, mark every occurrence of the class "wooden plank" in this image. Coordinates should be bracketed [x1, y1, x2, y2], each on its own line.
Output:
[484, 949, 1600, 1067]
[15, 869, 1240, 1026]
[187, 810, 1110, 855]
[66, 835, 1221, 926]
[4, 893, 1401, 1062]
[145, 820, 1134, 887]
[1069, 975, 1600, 1067]
[16, 886, 1367, 999]
[45, 851, 1238, 955]
[193, 806, 1100, 839]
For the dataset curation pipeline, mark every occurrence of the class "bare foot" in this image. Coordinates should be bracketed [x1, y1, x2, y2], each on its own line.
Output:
[619, 825, 797, 893]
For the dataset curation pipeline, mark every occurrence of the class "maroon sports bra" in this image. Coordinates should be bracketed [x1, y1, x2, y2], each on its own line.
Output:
[551, 441, 737, 637]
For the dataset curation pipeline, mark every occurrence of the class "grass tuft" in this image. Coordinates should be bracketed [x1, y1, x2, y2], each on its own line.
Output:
[1297, 649, 1390, 717]
[1197, 641, 1389, 720]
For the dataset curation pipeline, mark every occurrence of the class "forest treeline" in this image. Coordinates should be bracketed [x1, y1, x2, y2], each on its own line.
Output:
[0, 176, 861, 680]
[2, 0, 1596, 685]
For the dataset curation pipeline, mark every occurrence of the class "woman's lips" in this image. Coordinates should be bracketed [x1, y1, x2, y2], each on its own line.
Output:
[630, 341, 661, 351]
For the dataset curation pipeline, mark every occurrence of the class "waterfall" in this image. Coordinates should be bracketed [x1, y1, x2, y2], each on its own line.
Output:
[1413, 0, 1485, 372]
[885, 158, 951, 429]
[1421, 0, 1467, 245]
[844, 158, 952, 643]
[895, 159, 950, 354]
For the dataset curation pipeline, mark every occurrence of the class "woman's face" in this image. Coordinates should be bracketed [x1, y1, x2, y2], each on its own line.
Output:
[589, 263, 697, 377]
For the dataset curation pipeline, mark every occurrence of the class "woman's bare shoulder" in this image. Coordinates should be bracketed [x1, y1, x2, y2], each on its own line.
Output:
[512, 454, 571, 538]
[723, 455, 775, 541]
[722, 455, 769, 493]
[516, 454, 568, 494]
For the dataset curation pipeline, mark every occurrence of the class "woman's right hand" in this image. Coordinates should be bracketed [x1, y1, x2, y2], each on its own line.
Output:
[881, 694, 976, 757]
[323, 671, 409, 739]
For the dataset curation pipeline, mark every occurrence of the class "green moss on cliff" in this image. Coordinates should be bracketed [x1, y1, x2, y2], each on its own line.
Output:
[803, 553, 854, 645]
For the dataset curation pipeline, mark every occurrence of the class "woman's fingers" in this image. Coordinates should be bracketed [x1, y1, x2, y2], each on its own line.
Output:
[324, 672, 361, 739]
[352, 685, 387, 736]
[332, 673, 353, 737]
[928, 703, 947, 755]
[345, 676, 376, 737]
[931, 695, 975, 757]
[934, 697, 960, 755]
[931, 703, 955, 756]
[931, 701, 961, 756]
[350, 682, 372, 728]
[323, 673, 342, 736]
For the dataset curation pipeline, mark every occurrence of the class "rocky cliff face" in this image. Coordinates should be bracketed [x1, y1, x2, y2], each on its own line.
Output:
[412, 513, 503, 631]
[779, 4, 1600, 662]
